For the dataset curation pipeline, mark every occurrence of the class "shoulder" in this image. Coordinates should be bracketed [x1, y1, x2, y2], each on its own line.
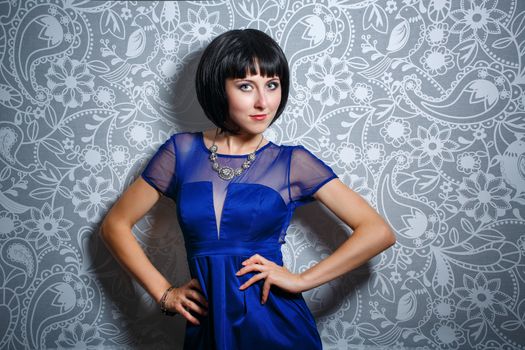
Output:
[167, 130, 200, 142]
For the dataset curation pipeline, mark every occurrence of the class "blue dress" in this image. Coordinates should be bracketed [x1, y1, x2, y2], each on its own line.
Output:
[141, 131, 338, 350]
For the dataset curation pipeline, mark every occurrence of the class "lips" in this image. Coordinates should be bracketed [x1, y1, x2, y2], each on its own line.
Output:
[250, 114, 267, 120]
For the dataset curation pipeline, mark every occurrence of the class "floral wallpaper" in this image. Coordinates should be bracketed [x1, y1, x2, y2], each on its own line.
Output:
[0, 0, 524, 349]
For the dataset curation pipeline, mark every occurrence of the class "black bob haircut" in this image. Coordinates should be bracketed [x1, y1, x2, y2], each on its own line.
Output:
[195, 29, 290, 135]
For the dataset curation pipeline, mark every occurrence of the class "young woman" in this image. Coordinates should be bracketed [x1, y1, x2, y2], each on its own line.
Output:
[101, 28, 396, 349]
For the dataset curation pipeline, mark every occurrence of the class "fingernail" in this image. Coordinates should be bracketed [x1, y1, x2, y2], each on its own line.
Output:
[235, 271, 239, 275]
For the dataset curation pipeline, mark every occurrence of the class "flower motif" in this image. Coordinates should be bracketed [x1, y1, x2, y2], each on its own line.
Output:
[23, 203, 73, 249]
[420, 46, 454, 76]
[0, 210, 24, 239]
[71, 174, 118, 223]
[120, 6, 132, 20]
[157, 57, 180, 81]
[306, 55, 353, 106]
[425, 22, 449, 45]
[380, 118, 411, 148]
[62, 138, 74, 150]
[407, 123, 459, 169]
[93, 86, 115, 108]
[319, 136, 330, 148]
[142, 80, 159, 98]
[456, 151, 481, 174]
[439, 181, 453, 194]
[364, 142, 385, 164]
[49, 5, 58, 15]
[125, 122, 153, 151]
[122, 77, 134, 89]
[64, 32, 73, 43]
[159, 32, 180, 55]
[321, 319, 364, 349]
[45, 57, 95, 108]
[79, 144, 108, 174]
[432, 297, 456, 320]
[454, 272, 511, 322]
[456, 171, 512, 223]
[180, 7, 223, 47]
[381, 71, 393, 85]
[55, 321, 104, 349]
[449, 0, 507, 43]
[110, 145, 130, 166]
[351, 83, 373, 104]
[430, 320, 465, 349]
[385, 0, 397, 14]
[335, 142, 362, 172]
[473, 127, 487, 140]
[390, 271, 402, 284]
[33, 107, 45, 120]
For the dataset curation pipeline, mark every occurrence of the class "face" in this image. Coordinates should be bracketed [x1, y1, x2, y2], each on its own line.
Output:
[224, 70, 281, 136]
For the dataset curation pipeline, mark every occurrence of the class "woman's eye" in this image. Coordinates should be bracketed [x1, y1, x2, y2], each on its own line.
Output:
[268, 82, 279, 89]
[238, 82, 279, 91]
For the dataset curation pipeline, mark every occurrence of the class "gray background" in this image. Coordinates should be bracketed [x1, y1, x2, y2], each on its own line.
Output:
[0, 0, 524, 349]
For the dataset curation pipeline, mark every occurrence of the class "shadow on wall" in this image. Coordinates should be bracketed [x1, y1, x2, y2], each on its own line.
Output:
[294, 202, 372, 320]
[91, 52, 209, 349]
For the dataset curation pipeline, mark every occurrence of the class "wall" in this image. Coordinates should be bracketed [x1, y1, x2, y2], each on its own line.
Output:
[0, 0, 524, 349]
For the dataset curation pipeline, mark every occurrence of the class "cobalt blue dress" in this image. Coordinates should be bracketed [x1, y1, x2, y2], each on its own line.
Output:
[141, 131, 339, 350]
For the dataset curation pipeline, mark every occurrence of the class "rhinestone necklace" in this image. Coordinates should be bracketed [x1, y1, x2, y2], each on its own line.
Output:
[207, 128, 264, 180]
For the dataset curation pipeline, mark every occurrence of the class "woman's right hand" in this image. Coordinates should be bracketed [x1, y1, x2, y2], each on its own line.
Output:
[166, 278, 208, 325]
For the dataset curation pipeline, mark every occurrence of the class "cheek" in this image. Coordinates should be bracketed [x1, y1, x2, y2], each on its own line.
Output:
[228, 99, 251, 113]
[271, 94, 282, 108]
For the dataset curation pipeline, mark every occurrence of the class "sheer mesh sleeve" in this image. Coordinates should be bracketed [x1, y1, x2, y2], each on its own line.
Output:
[289, 145, 338, 206]
[140, 135, 177, 198]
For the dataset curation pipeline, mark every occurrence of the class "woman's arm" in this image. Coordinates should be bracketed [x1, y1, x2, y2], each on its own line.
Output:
[100, 177, 171, 304]
[298, 178, 396, 291]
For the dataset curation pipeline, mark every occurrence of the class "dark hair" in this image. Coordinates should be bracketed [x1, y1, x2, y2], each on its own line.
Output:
[195, 29, 290, 135]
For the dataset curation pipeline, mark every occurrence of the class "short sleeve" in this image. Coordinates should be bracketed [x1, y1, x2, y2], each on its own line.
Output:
[140, 135, 177, 198]
[289, 145, 338, 206]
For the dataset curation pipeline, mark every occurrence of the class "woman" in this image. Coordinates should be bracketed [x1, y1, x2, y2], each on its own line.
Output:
[101, 28, 396, 349]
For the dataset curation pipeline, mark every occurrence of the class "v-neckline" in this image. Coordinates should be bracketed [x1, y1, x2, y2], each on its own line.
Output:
[213, 182, 234, 240]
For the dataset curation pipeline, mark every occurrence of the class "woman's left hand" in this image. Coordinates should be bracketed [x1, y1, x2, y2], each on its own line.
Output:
[235, 253, 306, 304]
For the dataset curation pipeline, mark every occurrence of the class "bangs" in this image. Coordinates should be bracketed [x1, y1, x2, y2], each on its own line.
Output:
[221, 41, 286, 80]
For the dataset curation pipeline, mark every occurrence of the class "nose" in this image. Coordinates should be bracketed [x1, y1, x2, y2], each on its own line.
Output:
[254, 89, 267, 109]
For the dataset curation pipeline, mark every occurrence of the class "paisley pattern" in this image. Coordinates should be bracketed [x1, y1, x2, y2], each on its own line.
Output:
[0, 0, 524, 349]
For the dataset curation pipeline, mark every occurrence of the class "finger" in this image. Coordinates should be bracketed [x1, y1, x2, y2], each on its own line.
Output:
[189, 290, 209, 308]
[248, 254, 273, 267]
[190, 278, 202, 290]
[261, 278, 272, 304]
[236, 263, 266, 276]
[185, 299, 208, 316]
[243, 253, 262, 265]
[239, 271, 268, 290]
[181, 307, 201, 325]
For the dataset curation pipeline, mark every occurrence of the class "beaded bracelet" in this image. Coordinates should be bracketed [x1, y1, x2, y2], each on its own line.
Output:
[160, 286, 177, 316]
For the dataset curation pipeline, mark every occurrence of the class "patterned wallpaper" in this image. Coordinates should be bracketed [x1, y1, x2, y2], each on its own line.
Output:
[0, 0, 524, 349]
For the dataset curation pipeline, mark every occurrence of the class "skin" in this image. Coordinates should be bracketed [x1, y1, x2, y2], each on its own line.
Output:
[100, 66, 396, 326]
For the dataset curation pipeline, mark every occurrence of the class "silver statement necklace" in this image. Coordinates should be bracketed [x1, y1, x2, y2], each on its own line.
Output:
[208, 128, 264, 180]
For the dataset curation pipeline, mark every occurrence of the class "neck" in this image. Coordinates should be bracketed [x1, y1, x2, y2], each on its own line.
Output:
[215, 129, 264, 153]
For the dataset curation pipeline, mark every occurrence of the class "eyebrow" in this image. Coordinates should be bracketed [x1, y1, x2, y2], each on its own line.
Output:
[234, 78, 280, 82]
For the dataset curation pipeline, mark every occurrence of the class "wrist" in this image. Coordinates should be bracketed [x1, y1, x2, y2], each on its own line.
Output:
[297, 272, 313, 293]
[154, 282, 173, 304]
